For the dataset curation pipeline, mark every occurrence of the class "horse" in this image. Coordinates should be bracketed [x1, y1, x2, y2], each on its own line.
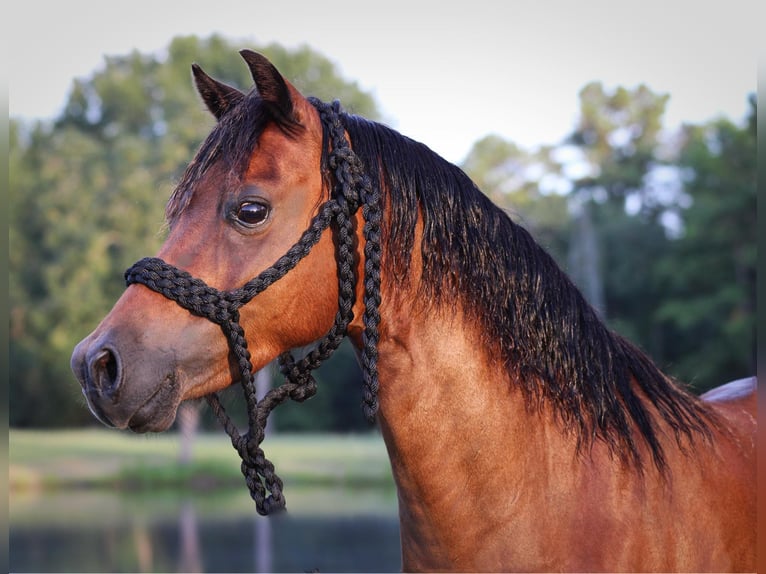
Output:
[71, 50, 756, 572]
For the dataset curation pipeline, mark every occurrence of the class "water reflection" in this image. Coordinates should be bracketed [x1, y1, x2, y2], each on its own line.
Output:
[10, 488, 400, 573]
[254, 512, 272, 573]
[178, 502, 202, 573]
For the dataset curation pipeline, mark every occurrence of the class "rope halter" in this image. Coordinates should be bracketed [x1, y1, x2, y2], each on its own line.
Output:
[124, 99, 382, 515]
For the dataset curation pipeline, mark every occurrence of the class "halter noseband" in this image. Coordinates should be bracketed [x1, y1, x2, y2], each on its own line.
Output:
[124, 99, 382, 515]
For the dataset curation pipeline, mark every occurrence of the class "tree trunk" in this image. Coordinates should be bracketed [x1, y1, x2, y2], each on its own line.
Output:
[568, 199, 606, 317]
[177, 401, 201, 465]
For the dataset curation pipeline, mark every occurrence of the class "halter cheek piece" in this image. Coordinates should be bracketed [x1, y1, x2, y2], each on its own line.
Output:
[124, 99, 382, 515]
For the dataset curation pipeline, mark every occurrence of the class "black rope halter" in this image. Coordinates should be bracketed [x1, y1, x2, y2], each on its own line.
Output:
[124, 99, 382, 515]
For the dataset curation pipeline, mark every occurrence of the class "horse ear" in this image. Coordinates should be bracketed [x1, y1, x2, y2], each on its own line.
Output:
[192, 64, 245, 120]
[239, 49, 299, 125]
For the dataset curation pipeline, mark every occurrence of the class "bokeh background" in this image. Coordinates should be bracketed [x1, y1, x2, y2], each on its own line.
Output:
[8, 1, 757, 572]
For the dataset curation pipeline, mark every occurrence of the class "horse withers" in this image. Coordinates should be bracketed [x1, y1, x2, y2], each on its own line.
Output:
[71, 51, 756, 571]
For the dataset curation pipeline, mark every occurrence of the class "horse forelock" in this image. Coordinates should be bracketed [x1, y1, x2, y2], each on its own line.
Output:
[165, 90, 301, 227]
[340, 111, 715, 473]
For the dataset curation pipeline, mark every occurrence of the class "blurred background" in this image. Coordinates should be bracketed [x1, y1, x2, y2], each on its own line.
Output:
[8, 2, 756, 572]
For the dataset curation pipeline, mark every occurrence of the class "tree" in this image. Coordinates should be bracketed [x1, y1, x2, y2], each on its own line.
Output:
[564, 82, 672, 317]
[654, 97, 756, 391]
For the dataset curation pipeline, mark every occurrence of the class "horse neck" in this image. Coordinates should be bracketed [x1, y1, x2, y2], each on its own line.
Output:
[364, 295, 594, 570]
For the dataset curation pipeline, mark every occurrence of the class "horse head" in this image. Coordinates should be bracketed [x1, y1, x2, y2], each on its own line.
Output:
[71, 51, 358, 433]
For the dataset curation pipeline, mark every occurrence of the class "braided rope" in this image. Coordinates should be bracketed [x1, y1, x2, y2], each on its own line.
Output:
[124, 100, 381, 515]
[310, 100, 382, 420]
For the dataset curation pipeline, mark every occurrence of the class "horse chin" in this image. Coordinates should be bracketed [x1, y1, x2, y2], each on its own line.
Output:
[125, 388, 182, 433]
[127, 411, 178, 434]
[82, 373, 183, 434]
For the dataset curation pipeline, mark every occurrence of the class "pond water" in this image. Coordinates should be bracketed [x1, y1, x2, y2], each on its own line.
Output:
[10, 487, 402, 573]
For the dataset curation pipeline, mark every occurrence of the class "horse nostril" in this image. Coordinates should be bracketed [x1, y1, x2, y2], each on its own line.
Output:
[90, 348, 122, 398]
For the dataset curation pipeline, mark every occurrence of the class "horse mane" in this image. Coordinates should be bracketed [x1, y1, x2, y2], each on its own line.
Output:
[339, 111, 714, 472]
[167, 88, 714, 472]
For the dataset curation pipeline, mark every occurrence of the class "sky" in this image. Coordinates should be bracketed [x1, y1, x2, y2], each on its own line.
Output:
[8, 0, 760, 163]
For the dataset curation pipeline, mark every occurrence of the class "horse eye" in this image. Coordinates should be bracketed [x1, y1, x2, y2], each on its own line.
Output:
[235, 201, 270, 227]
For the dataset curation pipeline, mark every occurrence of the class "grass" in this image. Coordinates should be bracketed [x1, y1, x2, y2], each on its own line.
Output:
[9, 428, 395, 493]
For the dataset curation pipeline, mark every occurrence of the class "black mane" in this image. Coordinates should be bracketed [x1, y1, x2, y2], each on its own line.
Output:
[168, 90, 713, 471]
[339, 112, 713, 471]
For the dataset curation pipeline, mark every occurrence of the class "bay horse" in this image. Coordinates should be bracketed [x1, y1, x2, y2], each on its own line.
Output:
[71, 51, 756, 572]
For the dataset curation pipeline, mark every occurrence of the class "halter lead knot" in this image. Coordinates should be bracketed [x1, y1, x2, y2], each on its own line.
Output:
[124, 99, 382, 515]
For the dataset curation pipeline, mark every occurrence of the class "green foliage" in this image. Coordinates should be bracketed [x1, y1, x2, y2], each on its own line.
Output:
[569, 82, 670, 201]
[653, 98, 756, 390]
[275, 340, 370, 432]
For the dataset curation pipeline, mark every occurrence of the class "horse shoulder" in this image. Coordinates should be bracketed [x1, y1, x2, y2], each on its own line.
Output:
[687, 376, 757, 570]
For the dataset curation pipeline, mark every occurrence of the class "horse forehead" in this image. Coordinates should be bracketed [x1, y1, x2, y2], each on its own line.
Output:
[244, 126, 320, 184]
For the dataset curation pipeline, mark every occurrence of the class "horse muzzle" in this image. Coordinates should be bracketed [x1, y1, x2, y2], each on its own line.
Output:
[71, 331, 182, 432]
